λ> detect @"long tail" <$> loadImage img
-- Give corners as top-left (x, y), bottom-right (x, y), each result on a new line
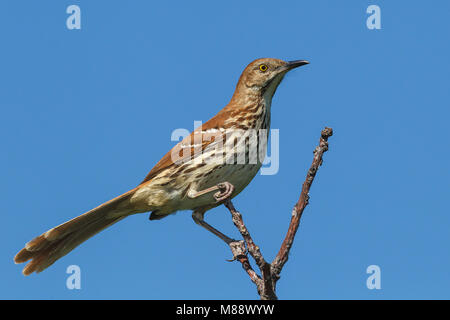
top-left (14, 188), bottom-right (138, 275)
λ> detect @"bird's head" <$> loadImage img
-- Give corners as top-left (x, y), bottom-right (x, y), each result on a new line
top-left (238, 58), bottom-right (308, 90)
top-left (231, 58), bottom-right (309, 105)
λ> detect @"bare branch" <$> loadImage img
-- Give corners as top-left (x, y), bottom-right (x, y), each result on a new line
top-left (271, 127), bottom-right (333, 277)
top-left (228, 240), bottom-right (262, 288)
top-left (225, 201), bottom-right (277, 300)
top-left (223, 127), bottom-right (333, 300)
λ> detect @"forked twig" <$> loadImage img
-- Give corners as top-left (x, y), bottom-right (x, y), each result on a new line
top-left (224, 127), bottom-right (333, 300)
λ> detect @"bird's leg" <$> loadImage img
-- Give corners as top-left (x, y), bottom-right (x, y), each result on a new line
top-left (190, 182), bottom-right (239, 256)
top-left (187, 182), bottom-right (235, 203)
top-left (192, 210), bottom-right (237, 245)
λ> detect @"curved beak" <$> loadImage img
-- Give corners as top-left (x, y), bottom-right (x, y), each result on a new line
top-left (279, 60), bottom-right (309, 73)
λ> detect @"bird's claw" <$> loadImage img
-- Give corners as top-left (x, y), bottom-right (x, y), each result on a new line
top-left (214, 182), bottom-right (234, 202)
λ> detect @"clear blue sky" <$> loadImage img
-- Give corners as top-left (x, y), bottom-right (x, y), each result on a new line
top-left (1, 0), bottom-right (449, 299)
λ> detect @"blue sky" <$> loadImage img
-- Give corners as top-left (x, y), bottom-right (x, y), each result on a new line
top-left (1, 0), bottom-right (449, 299)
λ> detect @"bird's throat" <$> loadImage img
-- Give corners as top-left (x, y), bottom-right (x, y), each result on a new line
top-left (262, 72), bottom-right (286, 112)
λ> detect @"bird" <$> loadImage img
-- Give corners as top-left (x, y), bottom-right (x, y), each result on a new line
top-left (14, 58), bottom-right (309, 275)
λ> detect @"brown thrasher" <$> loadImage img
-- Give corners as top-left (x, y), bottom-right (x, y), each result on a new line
top-left (14, 58), bottom-right (308, 275)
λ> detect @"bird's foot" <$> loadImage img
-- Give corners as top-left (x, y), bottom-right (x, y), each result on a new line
top-left (214, 182), bottom-right (234, 202)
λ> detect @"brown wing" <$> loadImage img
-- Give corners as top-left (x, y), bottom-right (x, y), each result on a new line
top-left (138, 108), bottom-right (233, 185)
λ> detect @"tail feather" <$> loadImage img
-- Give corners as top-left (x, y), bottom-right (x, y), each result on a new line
top-left (15, 188), bottom-right (138, 275)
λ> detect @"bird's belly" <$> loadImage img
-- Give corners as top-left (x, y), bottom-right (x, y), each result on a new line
top-left (132, 161), bottom-right (261, 213)
top-left (179, 162), bottom-right (262, 209)
top-left (202, 163), bottom-right (261, 193)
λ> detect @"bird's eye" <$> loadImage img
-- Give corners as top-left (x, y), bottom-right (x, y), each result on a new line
top-left (259, 64), bottom-right (268, 72)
